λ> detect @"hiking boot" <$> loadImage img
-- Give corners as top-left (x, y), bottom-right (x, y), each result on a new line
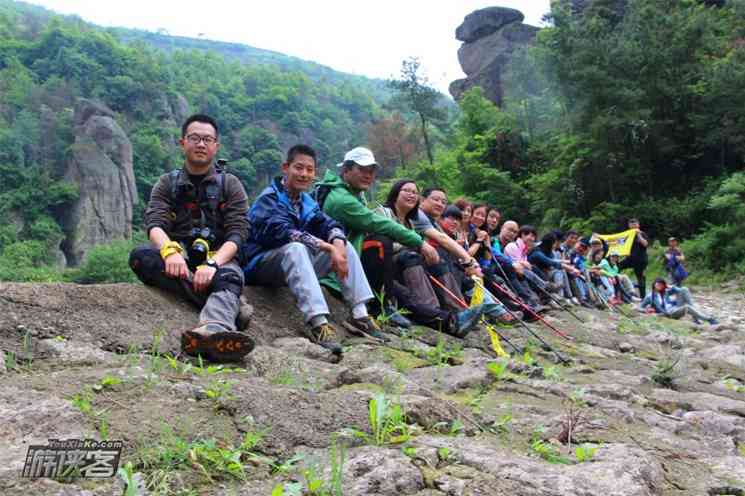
top-left (383, 304), bottom-right (412, 329)
top-left (237, 296), bottom-right (254, 332)
top-left (570, 297), bottom-right (581, 306)
top-left (307, 323), bottom-right (343, 355)
top-left (452, 304), bottom-right (487, 338)
top-left (182, 323), bottom-right (255, 363)
top-left (533, 304), bottom-right (550, 314)
top-left (344, 316), bottom-right (388, 343)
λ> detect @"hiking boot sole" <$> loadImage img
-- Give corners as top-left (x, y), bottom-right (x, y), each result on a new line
top-left (181, 329), bottom-right (255, 363)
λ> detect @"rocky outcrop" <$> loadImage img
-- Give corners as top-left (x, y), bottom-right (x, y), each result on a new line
top-left (450, 6), bottom-right (539, 105)
top-left (1, 280), bottom-right (745, 495)
top-left (60, 99), bottom-right (136, 266)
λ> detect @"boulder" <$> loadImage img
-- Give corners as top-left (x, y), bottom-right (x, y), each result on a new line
top-left (455, 6), bottom-right (525, 43)
top-left (450, 8), bottom-right (538, 105)
top-left (61, 99), bottom-right (136, 266)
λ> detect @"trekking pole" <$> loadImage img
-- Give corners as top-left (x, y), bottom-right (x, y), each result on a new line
top-left (426, 275), bottom-right (522, 355)
top-left (581, 274), bottom-right (615, 313)
top-left (472, 279), bottom-right (571, 364)
top-left (488, 279), bottom-right (574, 341)
top-left (534, 282), bottom-right (586, 324)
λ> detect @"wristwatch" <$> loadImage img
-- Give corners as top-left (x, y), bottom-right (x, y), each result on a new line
top-left (205, 258), bottom-right (219, 269)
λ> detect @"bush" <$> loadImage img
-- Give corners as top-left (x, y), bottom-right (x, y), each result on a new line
top-left (73, 238), bottom-right (141, 284)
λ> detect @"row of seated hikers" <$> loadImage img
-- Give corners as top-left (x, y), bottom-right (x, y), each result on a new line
top-left (128, 114), bottom-right (717, 363)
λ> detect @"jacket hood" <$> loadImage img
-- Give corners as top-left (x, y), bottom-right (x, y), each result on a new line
top-left (319, 169), bottom-right (346, 188)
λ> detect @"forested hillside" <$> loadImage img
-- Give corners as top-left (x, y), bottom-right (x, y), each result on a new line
top-left (392, 0), bottom-right (745, 279)
top-left (0, 0), bottom-right (431, 280)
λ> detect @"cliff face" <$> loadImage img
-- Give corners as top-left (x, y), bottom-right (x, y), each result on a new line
top-left (60, 99), bottom-right (137, 266)
top-left (449, 7), bottom-right (539, 106)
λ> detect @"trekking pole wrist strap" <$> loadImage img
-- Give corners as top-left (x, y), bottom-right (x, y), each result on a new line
top-left (160, 241), bottom-right (184, 260)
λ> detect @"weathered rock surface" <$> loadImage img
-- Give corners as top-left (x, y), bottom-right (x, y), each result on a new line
top-left (450, 6), bottom-right (539, 105)
top-left (1, 282), bottom-right (745, 495)
top-left (61, 99), bottom-right (136, 266)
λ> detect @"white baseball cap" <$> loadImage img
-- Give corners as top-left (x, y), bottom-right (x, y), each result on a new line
top-left (336, 147), bottom-right (378, 168)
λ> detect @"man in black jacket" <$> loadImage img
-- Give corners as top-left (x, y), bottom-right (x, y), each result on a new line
top-left (619, 217), bottom-right (649, 298)
top-left (129, 114), bottom-right (253, 362)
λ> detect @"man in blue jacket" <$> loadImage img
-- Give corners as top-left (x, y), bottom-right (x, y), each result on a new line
top-left (241, 144), bottom-right (379, 356)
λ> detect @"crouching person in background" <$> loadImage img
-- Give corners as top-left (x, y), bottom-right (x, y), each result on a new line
top-left (241, 145), bottom-right (380, 358)
top-left (129, 114), bottom-right (254, 362)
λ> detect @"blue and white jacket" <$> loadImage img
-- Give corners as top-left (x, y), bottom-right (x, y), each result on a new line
top-left (241, 177), bottom-right (346, 278)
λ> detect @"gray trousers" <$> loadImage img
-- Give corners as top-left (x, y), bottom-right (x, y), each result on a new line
top-left (250, 242), bottom-right (374, 323)
top-left (666, 287), bottom-right (712, 322)
top-left (128, 244), bottom-right (242, 331)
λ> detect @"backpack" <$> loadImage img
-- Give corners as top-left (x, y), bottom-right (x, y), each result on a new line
top-left (311, 183), bottom-right (333, 210)
top-left (169, 166), bottom-right (226, 240)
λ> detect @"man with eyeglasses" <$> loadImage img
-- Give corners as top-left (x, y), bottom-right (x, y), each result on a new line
top-left (316, 147), bottom-right (438, 327)
top-left (129, 114), bottom-right (254, 362)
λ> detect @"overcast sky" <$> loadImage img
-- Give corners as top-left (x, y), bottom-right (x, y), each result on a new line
top-left (27, 1), bottom-right (552, 93)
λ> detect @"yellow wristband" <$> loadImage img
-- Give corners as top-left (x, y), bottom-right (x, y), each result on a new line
top-left (160, 241), bottom-right (183, 260)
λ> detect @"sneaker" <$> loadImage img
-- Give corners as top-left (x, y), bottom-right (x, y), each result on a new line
top-left (709, 318), bottom-right (719, 325)
top-left (307, 323), bottom-right (343, 355)
top-left (548, 300), bottom-right (562, 310)
top-left (182, 323), bottom-right (255, 363)
top-left (580, 300), bottom-right (594, 309)
top-left (453, 304), bottom-right (487, 337)
top-left (344, 316), bottom-right (388, 342)
top-left (571, 297), bottom-right (581, 306)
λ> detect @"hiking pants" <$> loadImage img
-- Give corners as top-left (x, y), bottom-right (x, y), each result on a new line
top-left (129, 244), bottom-right (243, 331)
top-left (547, 268), bottom-right (573, 299)
top-left (360, 235), bottom-right (396, 315)
top-left (665, 287), bottom-right (712, 322)
top-left (249, 242), bottom-right (373, 323)
top-left (392, 250), bottom-right (454, 332)
top-left (597, 276), bottom-right (615, 299)
top-left (619, 257), bottom-right (647, 299)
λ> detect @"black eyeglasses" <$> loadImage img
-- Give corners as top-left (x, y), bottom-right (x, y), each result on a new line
top-left (185, 134), bottom-right (218, 145)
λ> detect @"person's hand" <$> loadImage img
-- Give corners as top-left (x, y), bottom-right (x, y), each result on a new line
top-left (329, 241), bottom-right (349, 280)
top-left (476, 230), bottom-right (488, 243)
top-left (420, 242), bottom-right (440, 266)
top-left (522, 261), bottom-right (532, 270)
top-left (513, 262), bottom-right (524, 276)
top-left (164, 252), bottom-right (188, 279)
top-left (193, 265), bottom-right (217, 293)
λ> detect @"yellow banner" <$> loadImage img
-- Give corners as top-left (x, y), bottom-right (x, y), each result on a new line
top-left (596, 229), bottom-right (637, 257)
top-left (471, 277), bottom-right (509, 358)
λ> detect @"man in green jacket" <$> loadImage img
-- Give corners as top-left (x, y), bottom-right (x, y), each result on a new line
top-left (318, 147), bottom-right (439, 322)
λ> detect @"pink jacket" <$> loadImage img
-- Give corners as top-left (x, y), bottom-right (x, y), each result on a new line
top-left (504, 238), bottom-right (528, 263)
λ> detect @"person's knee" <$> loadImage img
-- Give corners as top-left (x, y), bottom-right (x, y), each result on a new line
top-left (285, 242), bottom-right (308, 255)
top-left (211, 267), bottom-right (244, 297)
top-left (128, 245), bottom-right (162, 285)
top-left (397, 250), bottom-right (424, 270)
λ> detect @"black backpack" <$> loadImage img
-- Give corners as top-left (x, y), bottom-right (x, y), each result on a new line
top-left (311, 183), bottom-right (333, 210)
top-left (168, 166), bottom-right (227, 240)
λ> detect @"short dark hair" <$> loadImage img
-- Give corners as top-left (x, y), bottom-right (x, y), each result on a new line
top-left (286, 144), bottom-right (317, 165)
top-left (564, 229), bottom-right (578, 238)
top-left (422, 186), bottom-right (446, 199)
top-left (519, 225), bottom-right (537, 238)
top-left (182, 114), bottom-right (219, 138)
top-left (453, 198), bottom-right (471, 212)
top-left (442, 205), bottom-right (463, 221)
top-left (628, 218), bottom-right (639, 225)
